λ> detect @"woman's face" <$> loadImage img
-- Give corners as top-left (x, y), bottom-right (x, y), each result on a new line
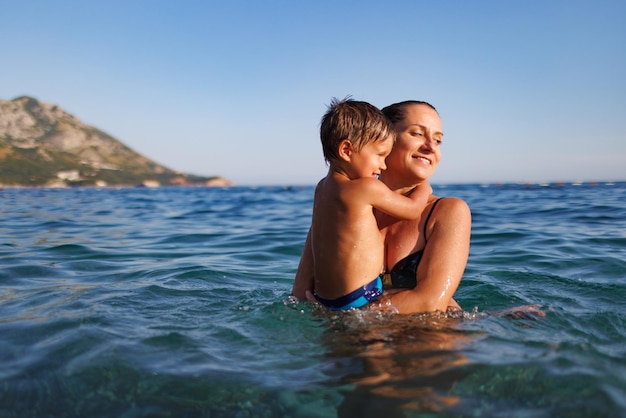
top-left (385, 104), bottom-right (443, 184)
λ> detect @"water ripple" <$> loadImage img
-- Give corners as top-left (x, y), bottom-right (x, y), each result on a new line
top-left (1, 184), bottom-right (625, 416)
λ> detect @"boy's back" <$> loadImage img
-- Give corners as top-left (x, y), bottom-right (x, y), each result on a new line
top-left (311, 172), bottom-right (386, 300)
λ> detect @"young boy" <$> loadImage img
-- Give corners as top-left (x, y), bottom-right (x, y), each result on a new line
top-left (303, 98), bottom-right (431, 310)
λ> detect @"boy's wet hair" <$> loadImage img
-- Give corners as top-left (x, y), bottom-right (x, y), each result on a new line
top-left (381, 100), bottom-right (438, 125)
top-left (320, 97), bottom-right (395, 163)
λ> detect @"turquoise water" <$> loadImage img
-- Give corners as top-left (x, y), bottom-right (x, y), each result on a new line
top-left (1, 183), bottom-right (625, 417)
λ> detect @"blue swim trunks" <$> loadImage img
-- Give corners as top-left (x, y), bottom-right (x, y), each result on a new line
top-left (313, 276), bottom-right (384, 311)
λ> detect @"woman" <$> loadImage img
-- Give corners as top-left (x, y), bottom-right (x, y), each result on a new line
top-left (292, 100), bottom-right (471, 314)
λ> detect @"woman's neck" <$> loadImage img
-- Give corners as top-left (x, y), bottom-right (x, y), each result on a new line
top-left (379, 172), bottom-right (426, 195)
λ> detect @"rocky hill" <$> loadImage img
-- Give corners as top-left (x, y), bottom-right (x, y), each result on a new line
top-left (0, 96), bottom-right (232, 187)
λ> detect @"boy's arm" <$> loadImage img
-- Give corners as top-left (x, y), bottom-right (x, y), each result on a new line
top-left (292, 228), bottom-right (314, 300)
top-left (367, 180), bottom-right (432, 220)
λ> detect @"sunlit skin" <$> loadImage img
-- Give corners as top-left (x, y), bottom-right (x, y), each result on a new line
top-left (293, 102), bottom-right (471, 314)
top-left (379, 104), bottom-right (443, 192)
top-left (341, 135), bottom-right (392, 180)
top-left (303, 134), bottom-right (432, 300)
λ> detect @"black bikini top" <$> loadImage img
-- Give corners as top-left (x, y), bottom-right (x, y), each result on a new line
top-left (382, 198), bottom-right (444, 289)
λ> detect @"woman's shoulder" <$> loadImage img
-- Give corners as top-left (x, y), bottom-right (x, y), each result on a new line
top-left (422, 196), bottom-right (471, 241)
top-left (432, 196), bottom-right (471, 221)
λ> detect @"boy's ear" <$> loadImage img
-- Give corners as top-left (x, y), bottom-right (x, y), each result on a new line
top-left (337, 139), bottom-right (353, 162)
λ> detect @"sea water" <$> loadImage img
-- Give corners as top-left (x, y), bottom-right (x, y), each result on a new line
top-left (0, 183), bottom-right (625, 417)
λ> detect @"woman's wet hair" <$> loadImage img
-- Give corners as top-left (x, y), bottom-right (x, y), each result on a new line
top-left (320, 97), bottom-right (395, 163)
top-left (381, 100), bottom-right (437, 125)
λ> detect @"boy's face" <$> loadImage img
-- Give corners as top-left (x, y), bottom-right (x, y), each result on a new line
top-left (351, 135), bottom-right (394, 179)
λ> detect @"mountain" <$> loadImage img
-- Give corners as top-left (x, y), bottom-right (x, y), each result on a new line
top-left (0, 96), bottom-right (232, 187)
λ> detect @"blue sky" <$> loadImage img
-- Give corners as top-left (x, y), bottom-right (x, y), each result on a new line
top-left (2, 0), bottom-right (625, 185)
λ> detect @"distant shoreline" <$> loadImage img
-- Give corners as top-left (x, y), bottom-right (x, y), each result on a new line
top-left (2, 180), bottom-right (624, 190)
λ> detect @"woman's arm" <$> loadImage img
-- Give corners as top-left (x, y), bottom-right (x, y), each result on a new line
top-left (291, 229), bottom-right (314, 300)
top-left (377, 198), bottom-right (471, 314)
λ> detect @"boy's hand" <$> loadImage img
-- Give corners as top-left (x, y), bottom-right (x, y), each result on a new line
top-left (409, 181), bottom-right (433, 202)
top-left (420, 182), bottom-right (433, 196)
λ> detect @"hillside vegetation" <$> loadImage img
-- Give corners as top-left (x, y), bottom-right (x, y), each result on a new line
top-left (0, 96), bottom-right (231, 187)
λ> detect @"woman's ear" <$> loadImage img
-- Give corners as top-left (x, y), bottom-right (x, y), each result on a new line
top-left (337, 139), bottom-right (353, 162)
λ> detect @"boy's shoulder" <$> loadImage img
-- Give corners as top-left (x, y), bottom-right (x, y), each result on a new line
top-left (347, 176), bottom-right (385, 190)
top-left (315, 173), bottom-right (381, 199)
top-left (340, 177), bottom-right (389, 205)
top-left (317, 171), bottom-right (387, 196)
